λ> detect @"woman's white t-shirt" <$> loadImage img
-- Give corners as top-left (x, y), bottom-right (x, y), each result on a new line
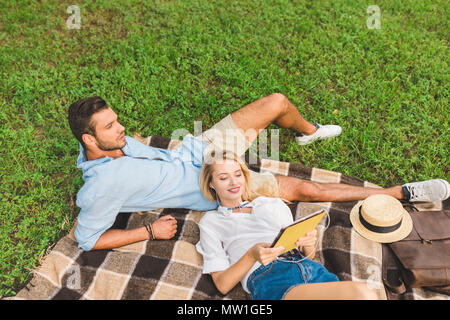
top-left (195, 196), bottom-right (294, 293)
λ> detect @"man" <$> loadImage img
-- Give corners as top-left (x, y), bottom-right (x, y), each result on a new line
top-left (68, 93), bottom-right (449, 251)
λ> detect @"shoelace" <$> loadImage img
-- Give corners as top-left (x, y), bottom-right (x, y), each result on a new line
top-left (295, 123), bottom-right (320, 137)
top-left (405, 184), bottom-right (429, 201)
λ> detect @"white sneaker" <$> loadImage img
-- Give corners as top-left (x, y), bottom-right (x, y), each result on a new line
top-left (296, 123), bottom-right (342, 145)
top-left (402, 179), bottom-right (450, 202)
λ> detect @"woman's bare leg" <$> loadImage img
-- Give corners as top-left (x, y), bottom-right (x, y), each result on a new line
top-left (283, 281), bottom-right (378, 300)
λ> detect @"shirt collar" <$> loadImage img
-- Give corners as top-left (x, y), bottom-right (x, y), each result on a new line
top-left (76, 137), bottom-right (130, 172)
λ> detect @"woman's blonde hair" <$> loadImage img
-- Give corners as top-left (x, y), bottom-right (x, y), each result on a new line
top-left (199, 149), bottom-right (277, 203)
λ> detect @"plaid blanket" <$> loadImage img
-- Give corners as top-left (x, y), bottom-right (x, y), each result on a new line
top-left (9, 134), bottom-right (450, 300)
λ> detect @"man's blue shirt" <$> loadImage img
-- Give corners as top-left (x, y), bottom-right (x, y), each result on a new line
top-left (74, 135), bottom-right (217, 251)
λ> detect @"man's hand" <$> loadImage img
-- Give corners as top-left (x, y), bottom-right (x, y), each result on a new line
top-left (151, 215), bottom-right (178, 239)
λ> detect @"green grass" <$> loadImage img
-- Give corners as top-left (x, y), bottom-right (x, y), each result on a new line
top-left (0, 0), bottom-right (448, 298)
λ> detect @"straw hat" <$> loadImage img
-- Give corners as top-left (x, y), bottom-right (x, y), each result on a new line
top-left (350, 194), bottom-right (413, 243)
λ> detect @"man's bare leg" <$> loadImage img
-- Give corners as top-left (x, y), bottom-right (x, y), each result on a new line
top-left (230, 93), bottom-right (317, 142)
top-left (229, 93), bottom-right (404, 202)
top-left (276, 175), bottom-right (404, 202)
top-left (229, 93), bottom-right (448, 203)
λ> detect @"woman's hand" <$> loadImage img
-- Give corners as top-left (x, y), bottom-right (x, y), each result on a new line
top-left (296, 229), bottom-right (317, 248)
top-left (249, 243), bottom-right (285, 266)
top-left (296, 229), bottom-right (318, 258)
top-left (211, 243), bottom-right (284, 295)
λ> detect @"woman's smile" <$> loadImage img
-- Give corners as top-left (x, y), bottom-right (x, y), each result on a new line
top-left (228, 186), bottom-right (241, 193)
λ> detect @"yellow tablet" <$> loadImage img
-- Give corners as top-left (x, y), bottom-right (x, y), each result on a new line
top-left (271, 209), bottom-right (327, 253)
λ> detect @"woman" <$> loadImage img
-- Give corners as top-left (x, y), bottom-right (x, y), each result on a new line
top-left (196, 150), bottom-right (378, 300)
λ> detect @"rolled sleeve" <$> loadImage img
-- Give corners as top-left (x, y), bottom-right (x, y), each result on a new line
top-left (195, 221), bottom-right (230, 274)
top-left (74, 194), bottom-right (124, 251)
top-left (276, 198), bottom-right (294, 228)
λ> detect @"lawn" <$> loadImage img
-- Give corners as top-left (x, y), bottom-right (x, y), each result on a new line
top-left (0, 0), bottom-right (448, 298)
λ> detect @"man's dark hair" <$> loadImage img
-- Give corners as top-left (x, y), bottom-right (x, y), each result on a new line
top-left (67, 96), bottom-right (109, 149)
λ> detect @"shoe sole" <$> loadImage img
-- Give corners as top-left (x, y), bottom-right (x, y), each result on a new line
top-left (438, 179), bottom-right (450, 201)
top-left (296, 132), bottom-right (341, 146)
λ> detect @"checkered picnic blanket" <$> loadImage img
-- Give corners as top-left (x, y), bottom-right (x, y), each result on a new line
top-left (10, 134), bottom-right (450, 300)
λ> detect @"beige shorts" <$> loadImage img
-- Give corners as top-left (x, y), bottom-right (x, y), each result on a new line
top-left (194, 114), bottom-right (280, 198)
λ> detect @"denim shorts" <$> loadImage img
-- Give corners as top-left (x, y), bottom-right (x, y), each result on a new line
top-left (246, 255), bottom-right (339, 300)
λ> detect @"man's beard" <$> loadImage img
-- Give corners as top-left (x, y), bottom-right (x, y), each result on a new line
top-left (95, 134), bottom-right (126, 151)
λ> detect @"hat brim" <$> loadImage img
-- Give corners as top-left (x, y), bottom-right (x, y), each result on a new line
top-left (350, 200), bottom-right (413, 243)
